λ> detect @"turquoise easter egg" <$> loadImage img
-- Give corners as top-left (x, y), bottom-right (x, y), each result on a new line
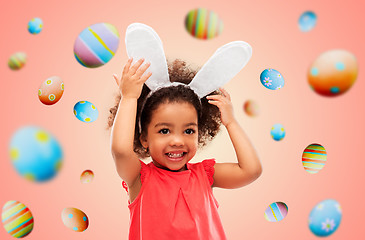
top-left (298, 11), bottom-right (317, 32)
top-left (73, 101), bottom-right (99, 123)
top-left (260, 68), bottom-right (284, 90)
top-left (28, 17), bottom-right (43, 34)
top-left (309, 199), bottom-right (342, 237)
top-left (74, 23), bottom-right (120, 68)
top-left (271, 123), bottom-right (285, 141)
top-left (9, 126), bottom-right (63, 182)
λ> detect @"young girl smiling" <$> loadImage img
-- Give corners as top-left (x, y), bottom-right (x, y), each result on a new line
top-left (109, 23), bottom-right (262, 239)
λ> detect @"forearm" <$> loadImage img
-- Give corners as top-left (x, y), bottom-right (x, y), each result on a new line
top-left (226, 120), bottom-right (262, 175)
top-left (110, 97), bottom-right (138, 156)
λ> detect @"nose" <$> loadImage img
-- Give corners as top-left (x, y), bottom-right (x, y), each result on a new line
top-left (169, 134), bottom-right (184, 147)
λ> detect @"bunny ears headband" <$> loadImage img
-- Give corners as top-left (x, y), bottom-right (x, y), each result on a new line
top-left (125, 23), bottom-right (252, 99)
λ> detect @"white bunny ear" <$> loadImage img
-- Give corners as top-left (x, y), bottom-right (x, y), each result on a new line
top-left (125, 23), bottom-right (170, 91)
top-left (189, 41), bottom-right (252, 98)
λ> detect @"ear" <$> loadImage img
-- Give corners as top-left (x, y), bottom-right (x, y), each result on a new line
top-left (139, 133), bottom-right (148, 149)
top-left (125, 23), bottom-right (170, 91)
top-left (188, 41), bottom-right (252, 98)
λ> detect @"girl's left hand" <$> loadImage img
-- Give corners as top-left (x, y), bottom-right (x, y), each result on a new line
top-left (206, 88), bottom-right (235, 127)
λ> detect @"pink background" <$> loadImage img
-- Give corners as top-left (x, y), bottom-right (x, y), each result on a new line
top-left (1, 0), bottom-right (364, 239)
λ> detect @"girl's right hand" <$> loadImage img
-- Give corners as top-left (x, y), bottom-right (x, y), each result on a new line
top-left (113, 58), bottom-right (152, 99)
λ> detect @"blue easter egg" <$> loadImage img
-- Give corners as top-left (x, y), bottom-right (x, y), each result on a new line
top-left (298, 11), bottom-right (317, 32)
top-left (73, 101), bottom-right (99, 123)
top-left (309, 199), bottom-right (342, 237)
top-left (28, 18), bottom-right (43, 34)
top-left (260, 69), bottom-right (284, 90)
top-left (271, 123), bottom-right (285, 141)
top-left (9, 126), bottom-right (63, 182)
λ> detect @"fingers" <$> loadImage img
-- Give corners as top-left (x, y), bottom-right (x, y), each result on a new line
top-left (113, 74), bottom-right (120, 86)
top-left (129, 58), bottom-right (145, 76)
top-left (220, 88), bottom-right (231, 100)
top-left (139, 72), bottom-right (152, 83)
top-left (122, 58), bottom-right (133, 76)
top-left (206, 94), bottom-right (228, 103)
top-left (135, 62), bottom-right (151, 79)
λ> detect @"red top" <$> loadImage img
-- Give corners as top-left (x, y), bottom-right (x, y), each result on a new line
top-left (125, 159), bottom-right (227, 240)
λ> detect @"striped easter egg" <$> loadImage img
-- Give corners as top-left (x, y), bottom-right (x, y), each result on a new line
top-left (8, 52), bottom-right (27, 70)
top-left (185, 8), bottom-right (224, 40)
top-left (302, 143), bottom-right (327, 174)
top-left (2, 201), bottom-right (34, 238)
top-left (74, 23), bottom-right (119, 68)
top-left (264, 202), bottom-right (288, 222)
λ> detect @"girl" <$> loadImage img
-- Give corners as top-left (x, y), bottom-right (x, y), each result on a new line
top-left (109, 23), bottom-right (262, 239)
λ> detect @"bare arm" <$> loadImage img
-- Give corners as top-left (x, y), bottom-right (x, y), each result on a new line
top-left (206, 88), bottom-right (262, 189)
top-left (111, 58), bottom-right (152, 187)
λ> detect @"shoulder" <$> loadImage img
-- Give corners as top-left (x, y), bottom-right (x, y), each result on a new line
top-left (189, 159), bottom-right (216, 186)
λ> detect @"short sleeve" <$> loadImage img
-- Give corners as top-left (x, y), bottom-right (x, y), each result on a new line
top-left (140, 160), bottom-right (149, 184)
top-left (202, 159), bottom-right (216, 186)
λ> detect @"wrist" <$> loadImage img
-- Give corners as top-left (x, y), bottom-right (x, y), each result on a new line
top-left (225, 119), bottom-right (239, 129)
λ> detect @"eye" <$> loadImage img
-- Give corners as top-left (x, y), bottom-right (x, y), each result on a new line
top-left (184, 128), bottom-right (196, 135)
top-left (158, 128), bottom-right (170, 134)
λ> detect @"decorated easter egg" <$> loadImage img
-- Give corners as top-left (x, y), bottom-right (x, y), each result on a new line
top-left (185, 8), bottom-right (224, 40)
top-left (260, 69), bottom-right (284, 90)
top-left (2, 200), bottom-right (34, 238)
top-left (309, 199), bottom-right (342, 237)
top-left (302, 143), bottom-right (327, 174)
top-left (74, 23), bottom-right (119, 68)
top-left (264, 202), bottom-right (288, 222)
top-left (73, 101), bottom-right (99, 123)
top-left (80, 170), bottom-right (94, 183)
top-left (28, 17), bottom-right (43, 34)
top-left (9, 126), bottom-right (63, 182)
top-left (298, 11), bottom-right (317, 32)
top-left (8, 52), bottom-right (27, 70)
top-left (243, 100), bottom-right (259, 117)
top-left (61, 208), bottom-right (89, 232)
top-left (308, 50), bottom-right (358, 96)
top-left (38, 76), bottom-right (64, 105)
top-left (271, 124), bottom-right (285, 141)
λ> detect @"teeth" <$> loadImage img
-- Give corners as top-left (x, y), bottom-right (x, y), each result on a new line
top-left (167, 153), bottom-right (183, 158)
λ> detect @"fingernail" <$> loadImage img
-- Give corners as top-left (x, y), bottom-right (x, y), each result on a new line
top-left (113, 74), bottom-right (117, 78)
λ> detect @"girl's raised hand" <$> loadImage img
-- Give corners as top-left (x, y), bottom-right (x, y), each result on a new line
top-left (113, 58), bottom-right (152, 99)
top-left (206, 88), bottom-right (235, 127)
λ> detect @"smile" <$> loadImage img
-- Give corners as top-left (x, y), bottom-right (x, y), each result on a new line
top-left (165, 152), bottom-right (186, 161)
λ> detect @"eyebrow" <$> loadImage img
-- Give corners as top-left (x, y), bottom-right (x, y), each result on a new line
top-left (154, 122), bottom-right (198, 128)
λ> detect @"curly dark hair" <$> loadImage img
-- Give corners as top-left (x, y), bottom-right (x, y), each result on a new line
top-left (108, 59), bottom-right (222, 158)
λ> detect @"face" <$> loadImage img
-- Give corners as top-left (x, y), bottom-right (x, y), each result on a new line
top-left (140, 101), bottom-right (199, 172)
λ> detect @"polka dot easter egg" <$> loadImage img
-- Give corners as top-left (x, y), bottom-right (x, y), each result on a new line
top-left (28, 17), bottom-right (43, 34)
top-left (298, 11), bottom-right (317, 32)
top-left (309, 199), bottom-right (342, 237)
top-left (8, 52), bottom-right (27, 70)
top-left (270, 123), bottom-right (285, 141)
top-left (185, 8), bottom-right (224, 40)
top-left (302, 143), bottom-right (327, 174)
top-left (61, 208), bottom-right (89, 232)
top-left (264, 202), bottom-right (288, 222)
top-left (9, 126), bottom-right (63, 182)
top-left (2, 200), bottom-right (34, 238)
top-left (243, 100), bottom-right (259, 117)
top-left (308, 50), bottom-right (358, 96)
top-left (38, 76), bottom-right (64, 105)
top-left (74, 23), bottom-right (120, 68)
top-left (73, 101), bottom-right (99, 123)
top-left (80, 170), bottom-right (94, 183)
top-left (260, 69), bottom-right (284, 90)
